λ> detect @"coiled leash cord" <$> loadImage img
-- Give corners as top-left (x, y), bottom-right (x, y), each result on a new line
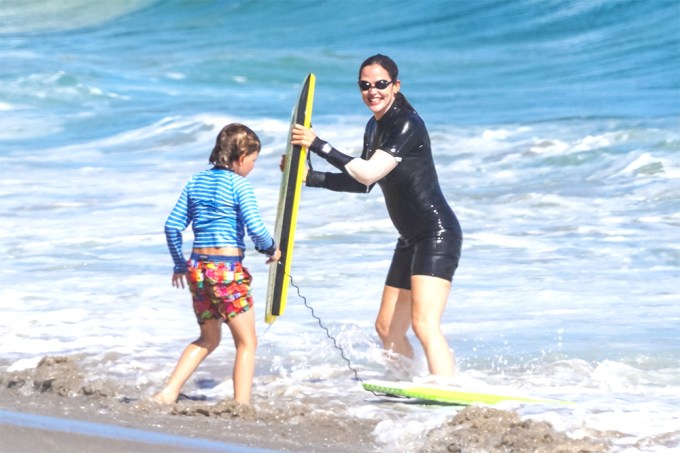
top-left (279, 262), bottom-right (363, 382)
top-left (266, 152), bottom-right (384, 395)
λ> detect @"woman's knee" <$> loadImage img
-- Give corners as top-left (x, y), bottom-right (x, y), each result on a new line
top-left (410, 276), bottom-right (450, 343)
top-left (376, 288), bottom-right (412, 341)
top-left (411, 315), bottom-right (440, 344)
top-left (375, 318), bottom-right (390, 340)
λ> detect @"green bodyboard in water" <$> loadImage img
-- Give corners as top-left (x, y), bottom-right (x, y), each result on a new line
top-left (362, 379), bottom-right (573, 406)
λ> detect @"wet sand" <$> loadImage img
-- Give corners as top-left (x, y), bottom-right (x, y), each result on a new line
top-left (0, 356), bottom-right (378, 453)
top-left (0, 414), bottom-right (267, 453)
top-left (0, 389), bottom-right (373, 453)
top-left (0, 355), bottom-right (610, 453)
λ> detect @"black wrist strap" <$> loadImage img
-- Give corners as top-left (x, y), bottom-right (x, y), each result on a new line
top-left (309, 137), bottom-right (326, 154)
top-left (256, 240), bottom-right (277, 257)
top-left (305, 170), bottom-right (326, 187)
top-left (308, 137), bottom-right (353, 171)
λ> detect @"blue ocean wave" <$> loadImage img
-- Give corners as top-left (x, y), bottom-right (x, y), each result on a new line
top-left (1, 0), bottom-right (677, 131)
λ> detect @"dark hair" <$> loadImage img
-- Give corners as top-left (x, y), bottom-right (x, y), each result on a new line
top-left (209, 123), bottom-right (261, 167)
top-left (359, 54), bottom-right (415, 112)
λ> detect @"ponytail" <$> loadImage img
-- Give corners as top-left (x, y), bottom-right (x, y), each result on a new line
top-left (395, 92), bottom-right (415, 113)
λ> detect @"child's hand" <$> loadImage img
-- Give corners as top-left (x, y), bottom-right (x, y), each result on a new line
top-left (172, 272), bottom-right (186, 289)
top-left (266, 249), bottom-right (282, 264)
top-left (280, 154), bottom-right (309, 182)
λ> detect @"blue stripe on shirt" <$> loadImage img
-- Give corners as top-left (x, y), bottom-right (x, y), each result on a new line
top-left (164, 168), bottom-right (274, 273)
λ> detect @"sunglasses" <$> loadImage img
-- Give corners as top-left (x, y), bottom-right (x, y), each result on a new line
top-left (357, 79), bottom-right (394, 91)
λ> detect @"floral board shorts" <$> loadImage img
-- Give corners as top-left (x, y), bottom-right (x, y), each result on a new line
top-left (186, 253), bottom-right (253, 324)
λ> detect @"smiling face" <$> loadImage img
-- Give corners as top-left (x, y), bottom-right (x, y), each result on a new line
top-left (359, 64), bottom-right (400, 120)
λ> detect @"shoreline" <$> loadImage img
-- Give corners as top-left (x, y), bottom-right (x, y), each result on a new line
top-left (0, 355), bottom-right (611, 453)
top-left (1, 409), bottom-right (277, 453)
top-left (0, 389), bottom-right (378, 453)
top-left (0, 357), bottom-right (380, 453)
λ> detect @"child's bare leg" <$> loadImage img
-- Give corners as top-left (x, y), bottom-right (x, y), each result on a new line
top-left (155, 319), bottom-right (222, 404)
top-left (226, 308), bottom-right (257, 404)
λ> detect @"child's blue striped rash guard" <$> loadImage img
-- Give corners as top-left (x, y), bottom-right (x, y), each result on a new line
top-left (165, 168), bottom-right (276, 273)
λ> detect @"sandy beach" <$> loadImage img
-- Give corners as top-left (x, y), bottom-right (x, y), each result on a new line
top-left (0, 355), bottom-right (377, 453)
top-left (0, 383), bottom-right (374, 453)
top-left (0, 417), bottom-right (263, 453)
top-left (0, 355), bottom-right (611, 453)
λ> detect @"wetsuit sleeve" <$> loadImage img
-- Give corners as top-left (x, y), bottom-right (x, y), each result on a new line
top-left (165, 184), bottom-right (192, 273)
top-left (379, 115), bottom-right (422, 158)
top-left (306, 170), bottom-right (373, 193)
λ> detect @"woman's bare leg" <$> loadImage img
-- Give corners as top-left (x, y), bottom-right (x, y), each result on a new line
top-left (375, 285), bottom-right (414, 359)
top-left (410, 275), bottom-right (455, 376)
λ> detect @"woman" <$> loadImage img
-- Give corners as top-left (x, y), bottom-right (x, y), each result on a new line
top-left (291, 54), bottom-right (462, 377)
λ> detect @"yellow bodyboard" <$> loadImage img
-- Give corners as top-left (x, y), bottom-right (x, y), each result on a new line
top-left (265, 73), bottom-right (315, 324)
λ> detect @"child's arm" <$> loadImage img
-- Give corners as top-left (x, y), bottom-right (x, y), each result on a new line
top-left (165, 185), bottom-right (192, 275)
top-left (236, 179), bottom-right (278, 261)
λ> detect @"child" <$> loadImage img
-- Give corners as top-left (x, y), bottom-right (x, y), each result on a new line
top-left (155, 123), bottom-right (280, 405)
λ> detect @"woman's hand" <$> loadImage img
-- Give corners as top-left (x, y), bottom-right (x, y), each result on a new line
top-left (291, 124), bottom-right (317, 148)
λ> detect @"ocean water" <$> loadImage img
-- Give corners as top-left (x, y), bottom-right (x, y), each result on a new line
top-left (1, 0), bottom-right (679, 451)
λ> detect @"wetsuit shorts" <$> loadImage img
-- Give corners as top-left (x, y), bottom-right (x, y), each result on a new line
top-left (385, 230), bottom-right (462, 290)
top-left (186, 253), bottom-right (253, 324)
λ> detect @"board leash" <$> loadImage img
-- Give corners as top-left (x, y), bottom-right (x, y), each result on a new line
top-left (277, 151), bottom-right (382, 394)
top-left (283, 270), bottom-right (388, 398)
top-left (279, 262), bottom-right (364, 382)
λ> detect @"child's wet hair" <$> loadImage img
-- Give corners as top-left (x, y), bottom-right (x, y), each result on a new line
top-left (210, 123), bottom-right (261, 167)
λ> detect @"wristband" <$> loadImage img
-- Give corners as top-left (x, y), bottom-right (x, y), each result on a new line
top-left (309, 137), bottom-right (329, 154)
top-left (305, 170), bottom-right (326, 187)
top-left (256, 240), bottom-right (277, 257)
top-left (309, 137), bottom-right (353, 171)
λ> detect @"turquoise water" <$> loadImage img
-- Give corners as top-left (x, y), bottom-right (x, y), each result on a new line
top-left (1, 1), bottom-right (679, 451)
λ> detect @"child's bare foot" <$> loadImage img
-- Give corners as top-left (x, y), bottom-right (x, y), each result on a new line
top-left (153, 388), bottom-right (178, 404)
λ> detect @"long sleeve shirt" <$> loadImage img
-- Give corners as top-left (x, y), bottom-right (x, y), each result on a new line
top-left (165, 167), bottom-right (274, 273)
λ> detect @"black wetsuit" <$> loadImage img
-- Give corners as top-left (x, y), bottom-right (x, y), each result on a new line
top-left (306, 100), bottom-right (462, 289)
